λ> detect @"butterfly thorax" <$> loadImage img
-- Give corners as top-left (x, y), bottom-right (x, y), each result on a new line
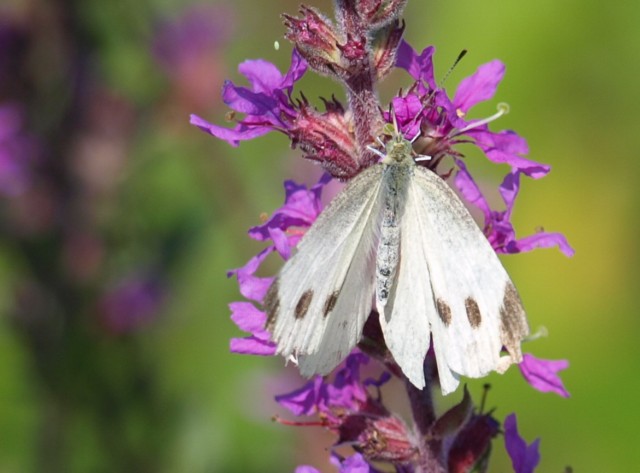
top-left (382, 135), bottom-right (415, 167)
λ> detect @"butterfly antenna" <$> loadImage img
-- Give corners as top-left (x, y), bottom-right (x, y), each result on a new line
top-left (438, 49), bottom-right (467, 90)
top-left (421, 49), bottom-right (468, 108)
top-left (407, 51), bottom-right (467, 141)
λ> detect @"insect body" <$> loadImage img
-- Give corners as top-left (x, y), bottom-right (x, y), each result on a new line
top-left (265, 130), bottom-right (528, 394)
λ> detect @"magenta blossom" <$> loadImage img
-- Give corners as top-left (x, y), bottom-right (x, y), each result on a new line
top-left (276, 353), bottom-right (390, 417)
top-left (152, 4), bottom-right (233, 72)
top-left (228, 174), bottom-right (330, 356)
top-left (229, 302), bottom-right (276, 356)
top-left (296, 452), bottom-right (385, 473)
top-left (277, 353), bottom-right (413, 466)
top-left (190, 49), bottom-right (365, 178)
top-left (227, 173), bottom-right (329, 303)
top-left (454, 159), bottom-right (575, 256)
top-left (504, 414), bottom-right (541, 473)
top-left (100, 273), bottom-right (166, 334)
top-left (519, 353), bottom-right (570, 397)
top-left (190, 48), bottom-right (307, 146)
top-left (393, 41), bottom-right (549, 180)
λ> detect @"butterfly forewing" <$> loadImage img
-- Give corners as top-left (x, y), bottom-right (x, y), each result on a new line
top-left (265, 166), bottom-right (384, 373)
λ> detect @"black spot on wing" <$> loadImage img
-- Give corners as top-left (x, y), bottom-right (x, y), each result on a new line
top-left (436, 298), bottom-right (452, 326)
top-left (499, 282), bottom-right (529, 356)
top-left (465, 298), bottom-right (482, 328)
top-left (264, 278), bottom-right (280, 331)
top-left (323, 291), bottom-right (339, 317)
top-left (295, 290), bottom-right (314, 319)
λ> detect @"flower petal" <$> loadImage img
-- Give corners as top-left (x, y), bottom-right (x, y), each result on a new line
top-left (230, 336), bottom-right (276, 355)
top-left (335, 453), bottom-right (384, 473)
top-left (454, 60), bottom-right (505, 113)
top-left (189, 114), bottom-right (272, 146)
top-left (467, 129), bottom-right (550, 179)
top-left (238, 58), bottom-right (287, 94)
top-left (282, 48), bottom-right (308, 89)
top-left (229, 302), bottom-right (267, 333)
top-left (275, 377), bottom-right (323, 416)
top-left (395, 40), bottom-right (436, 89)
top-left (227, 247), bottom-right (275, 302)
top-left (519, 353), bottom-right (570, 397)
top-left (504, 414), bottom-right (541, 473)
top-left (454, 159), bottom-right (491, 221)
top-left (504, 231), bottom-right (576, 257)
top-left (295, 466), bottom-right (321, 473)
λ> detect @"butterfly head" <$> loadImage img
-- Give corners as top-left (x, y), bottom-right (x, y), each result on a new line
top-left (383, 131), bottom-right (414, 165)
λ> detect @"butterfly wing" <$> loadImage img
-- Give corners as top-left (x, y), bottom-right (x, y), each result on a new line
top-left (408, 166), bottom-right (529, 394)
top-left (265, 165), bottom-right (384, 376)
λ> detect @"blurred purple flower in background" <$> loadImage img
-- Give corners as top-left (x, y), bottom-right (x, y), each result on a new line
top-left (0, 103), bottom-right (35, 196)
top-left (153, 4), bottom-right (234, 112)
top-left (0, 2), bottom-right (224, 471)
top-left (100, 273), bottom-right (167, 334)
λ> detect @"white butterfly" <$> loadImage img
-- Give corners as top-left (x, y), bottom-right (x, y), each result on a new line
top-left (264, 126), bottom-right (529, 395)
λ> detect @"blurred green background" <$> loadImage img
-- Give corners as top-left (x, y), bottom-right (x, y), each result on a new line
top-left (0, 0), bottom-right (638, 472)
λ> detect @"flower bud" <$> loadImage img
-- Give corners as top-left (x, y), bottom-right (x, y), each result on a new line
top-left (283, 6), bottom-right (342, 77)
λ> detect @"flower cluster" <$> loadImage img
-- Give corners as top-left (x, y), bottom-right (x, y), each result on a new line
top-left (193, 0), bottom-right (573, 471)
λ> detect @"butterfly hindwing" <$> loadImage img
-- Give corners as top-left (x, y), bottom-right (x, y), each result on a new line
top-left (266, 166), bottom-right (384, 375)
top-left (409, 166), bottom-right (529, 393)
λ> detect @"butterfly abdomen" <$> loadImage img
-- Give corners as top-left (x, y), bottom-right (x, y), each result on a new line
top-left (376, 163), bottom-right (412, 309)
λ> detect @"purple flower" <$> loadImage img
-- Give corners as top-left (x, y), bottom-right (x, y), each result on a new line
top-left (276, 353), bottom-right (379, 417)
top-left (228, 174), bottom-right (329, 301)
top-left (0, 104), bottom-right (35, 196)
top-left (295, 466), bottom-right (321, 473)
top-left (519, 353), bottom-right (570, 397)
top-left (152, 4), bottom-right (233, 72)
top-left (454, 159), bottom-right (575, 256)
top-left (331, 452), bottom-right (385, 473)
top-left (276, 354), bottom-right (412, 464)
top-left (100, 273), bottom-right (166, 334)
top-left (192, 50), bottom-right (367, 178)
top-left (504, 414), bottom-right (541, 473)
top-left (393, 41), bottom-right (549, 179)
top-left (295, 452), bottom-right (385, 473)
top-left (190, 48), bottom-right (307, 146)
top-left (227, 174), bottom-right (330, 355)
top-left (229, 302), bottom-right (276, 356)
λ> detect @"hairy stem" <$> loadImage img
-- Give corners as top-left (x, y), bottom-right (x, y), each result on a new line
top-left (405, 369), bottom-right (446, 473)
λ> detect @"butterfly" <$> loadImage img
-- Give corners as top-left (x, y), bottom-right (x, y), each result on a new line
top-left (264, 124), bottom-right (529, 394)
